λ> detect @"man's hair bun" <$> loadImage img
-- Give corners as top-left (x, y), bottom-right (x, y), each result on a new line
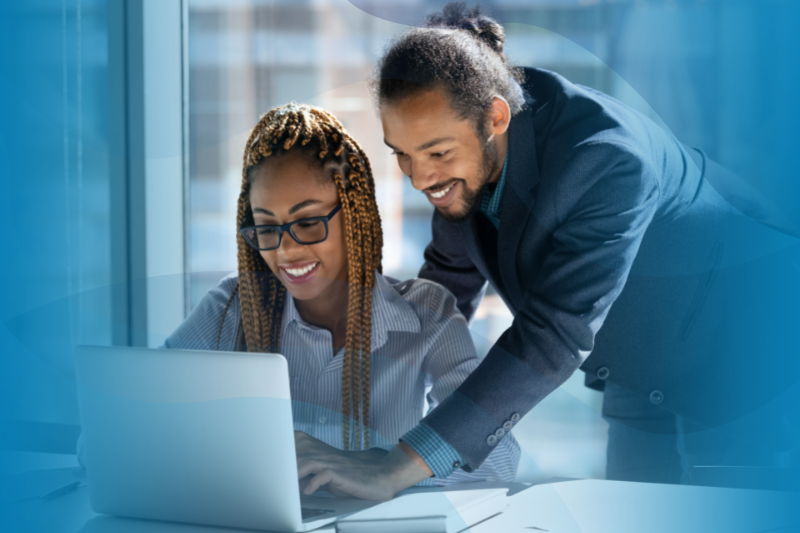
top-left (375, 1), bottom-right (524, 127)
top-left (425, 2), bottom-right (506, 57)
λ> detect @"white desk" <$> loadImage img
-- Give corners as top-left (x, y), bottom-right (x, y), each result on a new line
top-left (2, 468), bottom-right (798, 533)
top-left (472, 479), bottom-right (800, 533)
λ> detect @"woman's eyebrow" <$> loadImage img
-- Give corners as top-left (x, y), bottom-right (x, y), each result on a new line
top-left (289, 199), bottom-right (323, 214)
top-left (252, 199), bottom-right (323, 217)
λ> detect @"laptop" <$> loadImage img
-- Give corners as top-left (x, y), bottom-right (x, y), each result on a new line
top-left (74, 345), bottom-right (378, 532)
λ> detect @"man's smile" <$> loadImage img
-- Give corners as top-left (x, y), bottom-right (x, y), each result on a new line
top-left (428, 183), bottom-right (454, 199)
top-left (425, 180), bottom-right (461, 208)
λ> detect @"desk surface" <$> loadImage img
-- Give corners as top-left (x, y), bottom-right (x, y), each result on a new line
top-left (2, 468), bottom-right (798, 533)
top-left (473, 479), bottom-right (799, 533)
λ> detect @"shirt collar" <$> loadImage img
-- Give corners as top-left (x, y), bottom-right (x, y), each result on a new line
top-left (282, 290), bottom-right (302, 330)
top-left (281, 271), bottom-right (420, 351)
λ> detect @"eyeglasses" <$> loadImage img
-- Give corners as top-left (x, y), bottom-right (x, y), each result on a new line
top-left (239, 203), bottom-right (342, 251)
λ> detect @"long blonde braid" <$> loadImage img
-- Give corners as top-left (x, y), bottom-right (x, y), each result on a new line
top-left (234, 102), bottom-right (383, 450)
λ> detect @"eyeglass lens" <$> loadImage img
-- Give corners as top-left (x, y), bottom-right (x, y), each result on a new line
top-left (245, 219), bottom-right (327, 250)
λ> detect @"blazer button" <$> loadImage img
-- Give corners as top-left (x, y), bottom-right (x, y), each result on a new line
top-left (650, 390), bottom-right (664, 404)
top-left (503, 420), bottom-right (514, 431)
top-left (495, 428), bottom-right (506, 439)
top-left (596, 367), bottom-right (610, 380)
top-left (487, 434), bottom-right (498, 446)
top-left (510, 413), bottom-right (521, 423)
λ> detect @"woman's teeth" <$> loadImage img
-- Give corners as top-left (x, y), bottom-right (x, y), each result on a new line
top-left (429, 184), bottom-right (454, 199)
top-left (284, 262), bottom-right (318, 276)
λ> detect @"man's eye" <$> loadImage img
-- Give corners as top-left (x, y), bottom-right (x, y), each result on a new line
top-left (391, 150), bottom-right (407, 157)
top-left (431, 151), bottom-right (449, 158)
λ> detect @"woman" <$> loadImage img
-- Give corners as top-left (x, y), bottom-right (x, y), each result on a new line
top-left (163, 102), bottom-right (519, 485)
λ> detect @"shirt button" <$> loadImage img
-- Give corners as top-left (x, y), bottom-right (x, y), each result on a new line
top-left (495, 428), bottom-right (505, 439)
top-left (649, 390), bottom-right (664, 404)
top-left (453, 461), bottom-right (460, 469)
top-left (510, 413), bottom-right (520, 423)
top-left (487, 434), bottom-right (497, 446)
top-left (596, 366), bottom-right (610, 380)
top-left (318, 416), bottom-right (327, 424)
top-left (503, 420), bottom-right (513, 431)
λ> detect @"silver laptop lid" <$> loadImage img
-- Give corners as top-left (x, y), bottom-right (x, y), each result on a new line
top-left (75, 345), bottom-right (305, 532)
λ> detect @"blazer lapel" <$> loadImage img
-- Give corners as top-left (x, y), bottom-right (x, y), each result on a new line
top-left (497, 103), bottom-right (541, 308)
top-left (458, 218), bottom-right (495, 287)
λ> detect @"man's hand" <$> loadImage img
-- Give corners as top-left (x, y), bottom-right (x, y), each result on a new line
top-left (295, 432), bottom-right (433, 501)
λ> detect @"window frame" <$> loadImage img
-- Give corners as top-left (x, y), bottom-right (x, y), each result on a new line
top-left (108, 0), bottom-right (189, 348)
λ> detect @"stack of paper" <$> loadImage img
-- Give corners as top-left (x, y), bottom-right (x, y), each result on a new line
top-left (336, 487), bottom-right (509, 533)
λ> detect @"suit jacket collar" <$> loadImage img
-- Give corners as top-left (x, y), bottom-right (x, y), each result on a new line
top-left (495, 98), bottom-right (541, 304)
top-left (457, 94), bottom-right (541, 308)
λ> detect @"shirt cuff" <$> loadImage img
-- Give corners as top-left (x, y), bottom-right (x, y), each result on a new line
top-left (400, 423), bottom-right (465, 479)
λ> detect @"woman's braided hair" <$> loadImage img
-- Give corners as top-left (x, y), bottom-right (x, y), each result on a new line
top-left (235, 102), bottom-right (383, 451)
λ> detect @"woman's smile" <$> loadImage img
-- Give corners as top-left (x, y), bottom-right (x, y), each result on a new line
top-left (280, 260), bottom-right (321, 284)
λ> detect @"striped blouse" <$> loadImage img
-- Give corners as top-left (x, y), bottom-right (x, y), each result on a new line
top-left (164, 272), bottom-right (519, 486)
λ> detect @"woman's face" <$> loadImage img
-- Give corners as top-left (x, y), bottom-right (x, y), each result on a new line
top-left (249, 152), bottom-right (348, 303)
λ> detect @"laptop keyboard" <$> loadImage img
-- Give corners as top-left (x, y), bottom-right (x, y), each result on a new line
top-left (301, 507), bottom-right (335, 520)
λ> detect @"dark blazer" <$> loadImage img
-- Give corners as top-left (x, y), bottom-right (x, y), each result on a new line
top-left (419, 67), bottom-right (800, 471)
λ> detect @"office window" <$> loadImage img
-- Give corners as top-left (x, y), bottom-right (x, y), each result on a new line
top-left (187, 1), bottom-right (405, 307)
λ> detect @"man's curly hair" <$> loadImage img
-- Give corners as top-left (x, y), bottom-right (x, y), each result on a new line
top-left (373, 2), bottom-right (525, 134)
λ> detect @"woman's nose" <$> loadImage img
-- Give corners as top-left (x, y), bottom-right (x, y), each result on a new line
top-left (277, 230), bottom-right (303, 256)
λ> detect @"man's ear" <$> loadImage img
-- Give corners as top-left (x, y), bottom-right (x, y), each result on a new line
top-left (486, 95), bottom-right (511, 138)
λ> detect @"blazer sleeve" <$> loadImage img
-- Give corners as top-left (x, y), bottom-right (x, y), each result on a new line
top-left (419, 209), bottom-right (488, 323)
top-left (416, 282), bottom-right (520, 483)
top-left (421, 143), bottom-right (661, 471)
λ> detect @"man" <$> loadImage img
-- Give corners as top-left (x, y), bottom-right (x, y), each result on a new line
top-left (297, 3), bottom-right (800, 499)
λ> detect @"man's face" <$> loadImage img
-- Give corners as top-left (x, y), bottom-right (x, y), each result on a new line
top-left (381, 89), bottom-right (501, 223)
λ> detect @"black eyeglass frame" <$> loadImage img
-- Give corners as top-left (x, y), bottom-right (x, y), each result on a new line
top-left (239, 203), bottom-right (342, 251)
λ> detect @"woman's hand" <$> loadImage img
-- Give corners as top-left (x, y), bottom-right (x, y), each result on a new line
top-left (295, 431), bottom-right (391, 498)
top-left (294, 430), bottom-right (340, 458)
top-left (295, 431), bottom-right (432, 501)
top-left (294, 430), bottom-right (387, 461)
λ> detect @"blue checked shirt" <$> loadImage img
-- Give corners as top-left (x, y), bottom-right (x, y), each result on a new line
top-left (479, 151), bottom-right (509, 229)
top-left (163, 272), bottom-right (519, 485)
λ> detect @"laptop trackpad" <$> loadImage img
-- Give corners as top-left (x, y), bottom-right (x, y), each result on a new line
top-left (300, 493), bottom-right (378, 523)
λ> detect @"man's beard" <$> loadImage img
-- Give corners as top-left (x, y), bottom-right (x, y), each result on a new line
top-left (437, 138), bottom-right (500, 223)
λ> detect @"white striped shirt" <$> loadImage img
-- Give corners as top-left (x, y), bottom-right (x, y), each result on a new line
top-left (164, 272), bottom-right (519, 486)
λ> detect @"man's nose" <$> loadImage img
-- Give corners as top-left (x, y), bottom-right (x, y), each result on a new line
top-left (409, 159), bottom-right (439, 191)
